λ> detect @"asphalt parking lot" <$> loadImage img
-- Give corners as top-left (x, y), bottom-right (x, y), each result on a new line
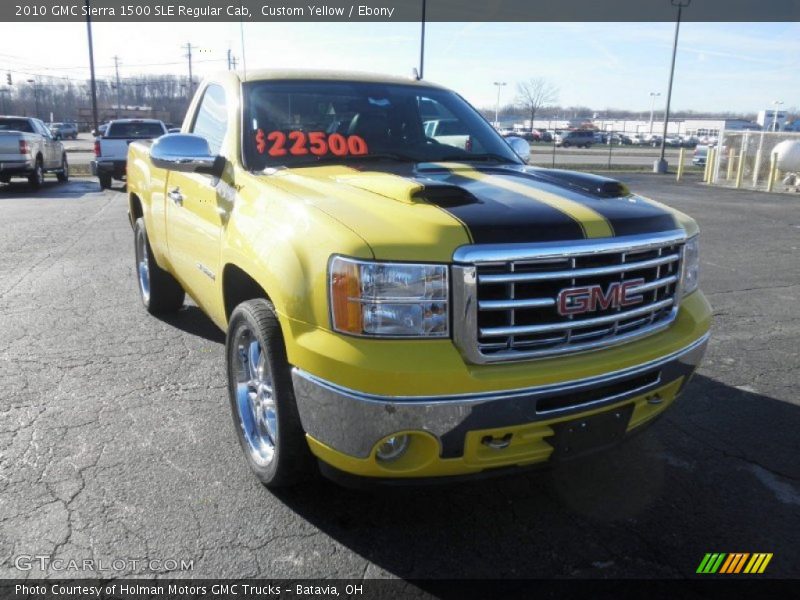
top-left (0, 174), bottom-right (798, 582)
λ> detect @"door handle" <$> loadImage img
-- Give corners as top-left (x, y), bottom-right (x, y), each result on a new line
top-left (168, 187), bottom-right (183, 206)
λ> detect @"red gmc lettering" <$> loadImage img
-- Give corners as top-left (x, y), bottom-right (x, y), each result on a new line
top-left (557, 278), bottom-right (645, 316)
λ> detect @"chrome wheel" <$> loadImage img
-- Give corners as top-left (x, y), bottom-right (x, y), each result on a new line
top-left (136, 229), bottom-right (150, 304)
top-left (233, 329), bottom-right (277, 466)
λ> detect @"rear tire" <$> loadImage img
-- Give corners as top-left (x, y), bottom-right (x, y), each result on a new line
top-left (226, 299), bottom-right (314, 488)
top-left (28, 158), bottom-right (44, 189)
top-left (99, 174), bottom-right (112, 189)
top-left (133, 217), bottom-right (185, 314)
top-left (56, 155), bottom-right (69, 183)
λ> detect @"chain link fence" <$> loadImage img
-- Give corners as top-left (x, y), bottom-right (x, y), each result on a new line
top-left (710, 130), bottom-right (800, 192)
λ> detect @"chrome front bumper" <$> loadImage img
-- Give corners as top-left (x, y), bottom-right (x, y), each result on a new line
top-left (291, 333), bottom-right (709, 459)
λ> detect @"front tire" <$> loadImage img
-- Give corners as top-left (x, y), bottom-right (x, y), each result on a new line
top-left (56, 155), bottom-right (69, 183)
top-left (226, 299), bottom-right (314, 488)
top-left (98, 174), bottom-right (112, 189)
top-left (133, 218), bottom-right (185, 314)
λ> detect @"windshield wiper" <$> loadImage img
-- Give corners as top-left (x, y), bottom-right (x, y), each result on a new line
top-left (435, 153), bottom-right (518, 164)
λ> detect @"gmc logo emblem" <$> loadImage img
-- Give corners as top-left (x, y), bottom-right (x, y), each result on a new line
top-left (557, 278), bottom-right (645, 316)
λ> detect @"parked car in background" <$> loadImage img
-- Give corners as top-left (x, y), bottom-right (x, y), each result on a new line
top-left (692, 144), bottom-right (709, 166)
top-left (593, 131), bottom-right (607, 144)
top-left (92, 118), bottom-right (168, 189)
top-left (607, 133), bottom-right (632, 145)
top-left (680, 136), bottom-right (699, 148)
top-left (48, 122), bottom-right (79, 140)
top-left (664, 137), bottom-right (683, 147)
top-left (536, 128), bottom-right (553, 142)
top-left (0, 116), bottom-right (68, 188)
top-left (520, 130), bottom-right (541, 142)
top-left (555, 129), bottom-right (594, 148)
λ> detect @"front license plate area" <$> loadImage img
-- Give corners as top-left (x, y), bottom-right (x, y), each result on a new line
top-left (547, 404), bottom-right (634, 461)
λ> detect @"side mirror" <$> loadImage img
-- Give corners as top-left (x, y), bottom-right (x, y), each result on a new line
top-left (505, 136), bottom-right (531, 163)
top-left (151, 133), bottom-right (219, 174)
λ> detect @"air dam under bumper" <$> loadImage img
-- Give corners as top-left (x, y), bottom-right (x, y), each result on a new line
top-left (291, 334), bottom-right (708, 476)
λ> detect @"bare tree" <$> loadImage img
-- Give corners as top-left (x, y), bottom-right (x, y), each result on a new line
top-left (516, 78), bottom-right (558, 131)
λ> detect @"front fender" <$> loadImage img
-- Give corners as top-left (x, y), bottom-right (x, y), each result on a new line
top-left (220, 176), bottom-right (373, 330)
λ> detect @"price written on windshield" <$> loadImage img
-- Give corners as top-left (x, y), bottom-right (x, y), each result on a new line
top-left (255, 130), bottom-right (369, 157)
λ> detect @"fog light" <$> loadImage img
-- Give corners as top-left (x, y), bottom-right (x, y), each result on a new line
top-left (375, 435), bottom-right (410, 461)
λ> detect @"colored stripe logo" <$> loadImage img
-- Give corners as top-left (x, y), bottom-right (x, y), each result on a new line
top-left (696, 553), bottom-right (773, 574)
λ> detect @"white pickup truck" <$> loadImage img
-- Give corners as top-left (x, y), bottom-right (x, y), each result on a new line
top-left (92, 119), bottom-right (167, 189)
top-left (0, 116), bottom-right (68, 188)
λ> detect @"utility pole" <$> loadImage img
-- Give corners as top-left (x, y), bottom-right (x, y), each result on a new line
top-left (655, 0), bottom-right (691, 173)
top-left (418, 0), bottom-right (426, 79)
top-left (85, 0), bottom-right (99, 134)
top-left (112, 55), bottom-right (121, 117)
top-left (231, 56), bottom-right (238, 70)
top-left (183, 42), bottom-right (194, 96)
top-left (227, 48), bottom-right (232, 70)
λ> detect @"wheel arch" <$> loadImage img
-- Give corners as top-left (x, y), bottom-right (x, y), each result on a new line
top-left (222, 263), bottom-right (273, 324)
top-left (129, 192), bottom-right (143, 229)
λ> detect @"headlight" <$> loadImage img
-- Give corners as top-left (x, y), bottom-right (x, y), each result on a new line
top-left (329, 256), bottom-right (449, 338)
top-left (681, 235), bottom-right (700, 296)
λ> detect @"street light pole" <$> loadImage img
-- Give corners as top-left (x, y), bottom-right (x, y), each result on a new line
top-left (655, 0), bottom-right (690, 174)
top-left (85, 0), bottom-right (99, 134)
top-left (26, 79), bottom-right (40, 120)
top-left (771, 100), bottom-right (784, 132)
top-left (493, 81), bottom-right (506, 128)
top-left (648, 92), bottom-right (660, 135)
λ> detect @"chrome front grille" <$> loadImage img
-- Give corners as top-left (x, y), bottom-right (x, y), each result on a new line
top-left (452, 230), bottom-right (687, 363)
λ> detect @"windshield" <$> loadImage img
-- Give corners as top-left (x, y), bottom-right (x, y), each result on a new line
top-left (105, 122), bottom-right (165, 139)
top-left (0, 118), bottom-right (34, 133)
top-left (242, 80), bottom-right (520, 169)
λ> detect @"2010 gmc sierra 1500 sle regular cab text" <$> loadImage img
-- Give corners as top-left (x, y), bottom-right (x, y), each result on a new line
top-left (126, 70), bottom-right (711, 488)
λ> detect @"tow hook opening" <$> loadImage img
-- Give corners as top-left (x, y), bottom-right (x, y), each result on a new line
top-left (481, 433), bottom-right (513, 449)
top-left (646, 393), bottom-right (664, 405)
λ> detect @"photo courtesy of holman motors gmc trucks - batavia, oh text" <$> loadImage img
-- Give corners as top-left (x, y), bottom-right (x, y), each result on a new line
top-left (126, 70), bottom-right (710, 487)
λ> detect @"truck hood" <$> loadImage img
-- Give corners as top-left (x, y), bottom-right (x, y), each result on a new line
top-left (260, 162), bottom-right (683, 257)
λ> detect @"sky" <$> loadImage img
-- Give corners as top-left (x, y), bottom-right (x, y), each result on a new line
top-left (0, 21), bottom-right (797, 114)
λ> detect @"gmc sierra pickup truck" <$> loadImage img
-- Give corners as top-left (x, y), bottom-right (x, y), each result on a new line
top-left (0, 116), bottom-right (68, 187)
top-left (127, 71), bottom-right (710, 488)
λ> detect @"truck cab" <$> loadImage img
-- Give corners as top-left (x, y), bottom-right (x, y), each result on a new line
top-left (127, 70), bottom-right (710, 487)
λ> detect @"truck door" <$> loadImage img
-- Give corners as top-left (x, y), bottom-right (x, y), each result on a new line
top-left (165, 83), bottom-right (229, 322)
top-left (33, 120), bottom-right (59, 168)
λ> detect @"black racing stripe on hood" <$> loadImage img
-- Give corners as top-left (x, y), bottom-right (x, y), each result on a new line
top-left (427, 170), bottom-right (588, 243)
top-left (505, 167), bottom-right (680, 236)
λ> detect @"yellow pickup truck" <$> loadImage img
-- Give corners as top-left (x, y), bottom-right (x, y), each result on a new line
top-left (127, 70), bottom-right (710, 487)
